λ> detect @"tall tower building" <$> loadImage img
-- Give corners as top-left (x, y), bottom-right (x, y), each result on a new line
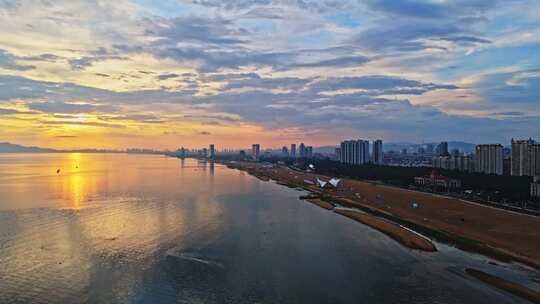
top-left (511, 138), bottom-right (540, 176)
top-left (252, 144), bottom-right (260, 161)
top-left (475, 144), bottom-right (503, 175)
top-left (436, 142), bottom-right (449, 156)
top-left (290, 144), bottom-right (296, 158)
top-left (209, 144), bottom-right (215, 159)
top-left (373, 139), bottom-right (383, 165)
top-left (299, 143), bottom-right (306, 158)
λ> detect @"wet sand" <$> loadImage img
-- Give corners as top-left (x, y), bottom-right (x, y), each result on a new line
top-left (225, 161), bottom-right (540, 269)
top-left (302, 195), bottom-right (435, 251)
top-left (335, 209), bottom-right (437, 252)
top-left (305, 198), bottom-right (335, 210)
top-left (466, 268), bottom-right (540, 304)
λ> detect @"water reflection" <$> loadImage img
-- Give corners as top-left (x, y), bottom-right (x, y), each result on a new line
top-left (0, 154), bottom-right (538, 303)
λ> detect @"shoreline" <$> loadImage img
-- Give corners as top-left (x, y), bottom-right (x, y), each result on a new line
top-left (224, 160), bottom-right (540, 271)
top-left (334, 208), bottom-right (437, 252)
top-left (466, 268), bottom-right (540, 303)
top-left (301, 196), bottom-right (436, 251)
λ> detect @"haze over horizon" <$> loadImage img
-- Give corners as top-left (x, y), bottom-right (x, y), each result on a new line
top-left (1, 0), bottom-right (539, 149)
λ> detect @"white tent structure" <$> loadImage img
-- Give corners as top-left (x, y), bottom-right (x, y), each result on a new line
top-left (316, 178), bottom-right (328, 188)
top-left (316, 177), bottom-right (341, 188)
top-left (328, 178), bottom-right (341, 187)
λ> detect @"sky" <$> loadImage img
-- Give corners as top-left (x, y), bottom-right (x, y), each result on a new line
top-left (0, 0), bottom-right (539, 150)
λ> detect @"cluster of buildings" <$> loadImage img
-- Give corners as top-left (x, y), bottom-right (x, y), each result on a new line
top-left (179, 137), bottom-right (540, 199)
top-left (280, 143), bottom-right (314, 159)
top-left (430, 139), bottom-right (540, 179)
top-left (336, 139), bottom-right (384, 165)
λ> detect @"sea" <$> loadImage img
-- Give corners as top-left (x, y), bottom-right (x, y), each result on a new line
top-left (0, 153), bottom-right (538, 303)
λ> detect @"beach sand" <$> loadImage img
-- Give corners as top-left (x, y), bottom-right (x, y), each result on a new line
top-left (335, 208), bottom-right (437, 252)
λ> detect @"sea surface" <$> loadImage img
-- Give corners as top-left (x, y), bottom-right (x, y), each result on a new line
top-left (0, 153), bottom-right (539, 303)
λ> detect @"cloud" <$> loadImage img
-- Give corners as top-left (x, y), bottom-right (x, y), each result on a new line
top-left (40, 120), bottom-right (125, 128)
top-left (156, 73), bottom-right (180, 80)
top-left (291, 55), bottom-right (370, 68)
top-left (101, 114), bottom-right (164, 124)
top-left (147, 16), bottom-right (247, 46)
top-left (0, 49), bottom-right (35, 71)
top-left (475, 69), bottom-right (540, 107)
top-left (309, 75), bottom-right (458, 96)
top-left (216, 73), bottom-right (315, 91)
top-left (0, 0), bottom-right (539, 145)
top-left (27, 101), bottom-right (117, 114)
top-left (364, 0), bottom-right (496, 19)
top-left (68, 54), bottom-right (127, 70)
top-left (0, 108), bottom-right (38, 115)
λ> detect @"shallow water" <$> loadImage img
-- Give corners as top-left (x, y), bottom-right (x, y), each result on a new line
top-left (0, 153), bottom-right (538, 303)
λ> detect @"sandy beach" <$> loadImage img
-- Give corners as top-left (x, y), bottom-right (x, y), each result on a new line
top-left (335, 208), bottom-right (437, 252)
top-left (466, 268), bottom-right (540, 303)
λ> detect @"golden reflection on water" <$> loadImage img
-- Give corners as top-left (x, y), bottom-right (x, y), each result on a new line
top-left (55, 153), bottom-right (94, 210)
top-left (0, 155), bottom-right (232, 303)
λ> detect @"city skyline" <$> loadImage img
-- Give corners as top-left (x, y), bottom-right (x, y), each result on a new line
top-left (0, 1), bottom-right (539, 150)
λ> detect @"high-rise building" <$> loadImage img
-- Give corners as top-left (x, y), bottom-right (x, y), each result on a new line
top-left (436, 142), bottom-right (449, 156)
top-left (531, 176), bottom-right (540, 197)
top-left (432, 155), bottom-right (474, 172)
top-left (202, 148), bottom-right (208, 158)
top-left (306, 146), bottom-right (313, 158)
top-left (299, 143), bottom-right (306, 158)
top-left (281, 146), bottom-right (289, 157)
top-left (475, 144), bottom-right (503, 175)
top-left (290, 144), bottom-right (296, 158)
top-left (177, 147), bottom-right (186, 158)
top-left (209, 144), bottom-right (215, 159)
top-left (252, 144), bottom-right (260, 161)
top-left (362, 141), bottom-right (370, 163)
top-left (511, 138), bottom-right (540, 176)
top-left (426, 144), bottom-right (434, 154)
top-left (372, 139), bottom-right (383, 165)
top-left (340, 140), bottom-right (370, 165)
top-left (335, 147), bottom-right (341, 161)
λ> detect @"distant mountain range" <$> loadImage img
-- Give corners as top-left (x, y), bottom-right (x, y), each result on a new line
top-left (0, 142), bottom-right (58, 153)
top-left (315, 141), bottom-right (478, 154)
top-left (0, 142), bottom-right (170, 154)
top-left (384, 141), bottom-right (477, 153)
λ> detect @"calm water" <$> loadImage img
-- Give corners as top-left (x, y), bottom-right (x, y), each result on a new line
top-left (0, 153), bottom-right (539, 303)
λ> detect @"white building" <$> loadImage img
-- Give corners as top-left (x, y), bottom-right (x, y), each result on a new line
top-left (340, 140), bottom-right (370, 165)
top-left (475, 144), bottom-right (503, 175)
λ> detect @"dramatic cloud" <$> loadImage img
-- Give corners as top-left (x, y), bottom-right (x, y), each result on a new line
top-left (0, 0), bottom-right (538, 149)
